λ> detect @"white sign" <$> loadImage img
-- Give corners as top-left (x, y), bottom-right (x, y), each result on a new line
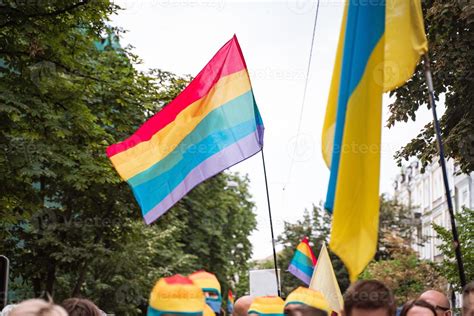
top-left (249, 269), bottom-right (280, 297)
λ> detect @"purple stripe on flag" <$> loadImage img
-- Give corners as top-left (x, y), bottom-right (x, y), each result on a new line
top-left (143, 126), bottom-right (263, 224)
top-left (288, 263), bottom-right (312, 285)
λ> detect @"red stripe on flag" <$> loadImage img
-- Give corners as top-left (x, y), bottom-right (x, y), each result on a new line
top-left (107, 35), bottom-right (247, 158)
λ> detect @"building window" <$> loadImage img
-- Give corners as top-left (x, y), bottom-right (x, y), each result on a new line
top-left (433, 169), bottom-right (443, 200)
top-left (422, 224), bottom-right (432, 260)
top-left (433, 215), bottom-right (443, 257)
top-left (423, 179), bottom-right (430, 208)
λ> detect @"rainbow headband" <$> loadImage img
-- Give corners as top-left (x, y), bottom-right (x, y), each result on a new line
top-left (285, 287), bottom-right (331, 313)
top-left (248, 296), bottom-right (285, 316)
top-left (148, 275), bottom-right (206, 316)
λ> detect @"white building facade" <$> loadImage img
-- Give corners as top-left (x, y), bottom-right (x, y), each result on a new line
top-left (393, 159), bottom-right (474, 262)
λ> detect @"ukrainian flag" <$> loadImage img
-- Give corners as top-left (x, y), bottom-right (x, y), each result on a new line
top-left (322, 0), bottom-right (427, 281)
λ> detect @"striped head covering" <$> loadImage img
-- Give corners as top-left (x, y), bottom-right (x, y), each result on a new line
top-left (284, 287), bottom-right (331, 313)
top-left (148, 274), bottom-right (206, 316)
top-left (189, 271), bottom-right (222, 313)
top-left (203, 304), bottom-right (215, 316)
top-left (248, 296), bottom-right (285, 315)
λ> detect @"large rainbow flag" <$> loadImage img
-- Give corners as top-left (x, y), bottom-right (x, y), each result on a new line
top-left (106, 36), bottom-right (264, 224)
top-left (288, 237), bottom-right (317, 285)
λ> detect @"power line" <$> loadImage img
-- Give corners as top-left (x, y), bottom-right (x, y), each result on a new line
top-left (284, 0), bottom-right (321, 190)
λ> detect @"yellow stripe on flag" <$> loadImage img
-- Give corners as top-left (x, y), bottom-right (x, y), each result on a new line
top-left (309, 243), bottom-right (344, 314)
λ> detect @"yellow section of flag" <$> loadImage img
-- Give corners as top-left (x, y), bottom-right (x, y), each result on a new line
top-left (383, 0), bottom-right (428, 91)
top-left (322, 0), bottom-right (428, 283)
top-left (309, 243), bottom-right (343, 314)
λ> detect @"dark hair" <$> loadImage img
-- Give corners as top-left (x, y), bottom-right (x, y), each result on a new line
top-left (61, 298), bottom-right (102, 316)
top-left (400, 299), bottom-right (437, 316)
top-left (343, 280), bottom-right (395, 316)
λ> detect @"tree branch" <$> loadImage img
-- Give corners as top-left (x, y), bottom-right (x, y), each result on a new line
top-left (0, 49), bottom-right (107, 83)
top-left (0, 0), bottom-right (90, 28)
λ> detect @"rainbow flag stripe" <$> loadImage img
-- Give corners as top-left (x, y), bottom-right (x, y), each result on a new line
top-left (227, 290), bottom-right (234, 313)
top-left (288, 237), bottom-right (317, 285)
top-left (107, 36), bottom-right (264, 224)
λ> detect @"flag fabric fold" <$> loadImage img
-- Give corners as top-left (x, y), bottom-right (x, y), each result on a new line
top-left (321, 0), bottom-right (427, 281)
top-left (309, 243), bottom-right (343, 314)
top-left (107, 36), bottom-right (264, 224)
top-left (288, 237), bottom-right (317, 285)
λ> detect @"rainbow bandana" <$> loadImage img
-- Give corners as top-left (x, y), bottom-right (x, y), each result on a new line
top-left (203, 304), bottom-right (215, 316)
top-left (285, 287), bottom-right (331, 313)
top-left (189, 271), bottom-right (222, 313)
top-left (248, 296), bottom-right (285, 316)
top-left (148, 275), bottom-right (206, 316)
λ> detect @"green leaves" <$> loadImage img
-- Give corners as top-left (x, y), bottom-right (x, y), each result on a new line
top-left (0, 3), bottom-right (257, 314)
top-left (258, 204), bottom-right (350, 297)
top-left (361, 195), bottom-right (446, 305)
top-left (433, 207), bottom-right (474, 291)
top-left (389, 0), bottom-right (474, 173)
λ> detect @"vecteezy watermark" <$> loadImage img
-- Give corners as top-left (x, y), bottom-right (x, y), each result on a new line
top-left (30, 211), bottom-right (126, 233)
top-left (29, 61), bottom-right (56, 88)
top-left (287, 133), bottom-right (316, 162)
top-left (158, 0), bottom-right (225, 10)
top-left (286, 0), bottom-right (318, 15)
top-left (115, 0), bottom-right (226, 12)
top-left (249, 67), bottom-right (305, 81)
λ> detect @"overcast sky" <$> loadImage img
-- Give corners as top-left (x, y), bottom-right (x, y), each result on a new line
top-left (111, 0), bottom-right (436, 260)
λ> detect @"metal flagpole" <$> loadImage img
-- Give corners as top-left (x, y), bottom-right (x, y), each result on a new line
top-left (423, 54), bottom-right (467, 287)
top-left (261, 149), bottom-right (281, 297)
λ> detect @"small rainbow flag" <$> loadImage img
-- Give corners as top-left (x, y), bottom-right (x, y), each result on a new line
top-left (227, 290), bottom-right (234, 313)
top-left (288, 237), bottom-right (317, 285)
top-left (106, 36), bottom-right (264, 224)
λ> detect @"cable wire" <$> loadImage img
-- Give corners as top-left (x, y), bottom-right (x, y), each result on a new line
top-left (284, 0), bottom-right (321, 190)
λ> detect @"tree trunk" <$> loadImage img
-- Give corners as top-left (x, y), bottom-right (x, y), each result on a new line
top-left (71, 261), bottom-right (88, 297)
top-left (45, 262), bottom-right (56, 296)
top-left (33, 278), bottom-right (42, 298)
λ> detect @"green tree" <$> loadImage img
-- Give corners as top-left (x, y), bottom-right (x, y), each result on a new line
top-left (361, 235), bottom-right (446, 306)
top-left (361, 195), bottom-right (446, 305)
top-left (264, 205), bottom-right (350, 297)
top-left (388, 0), bottom-right (474, 173)
top-left (0, 1), bottom-right (257, 314)
top-left (377, 194), bottom-right (415, 260)
top-left (433, 207), bottom-right (474, 291)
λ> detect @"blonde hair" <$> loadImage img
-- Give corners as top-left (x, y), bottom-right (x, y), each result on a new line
top-left (9, 299), bottom-right (68, 316)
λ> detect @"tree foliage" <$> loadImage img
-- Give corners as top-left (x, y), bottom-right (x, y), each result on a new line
top-left (361, 235), bottom-right (446, 306)
top-left (388, 0), bottom-right (474, 173)
top-left (362, 196), bottom-right (446, 305)
top-left (0, 1), bottom-right (256, 314)
top-left (377, 194), bottom-right (415, 260)
top-left (433, 207), bottom-right (474, 292)
top-left (253, 205), bottom-right (350, 297)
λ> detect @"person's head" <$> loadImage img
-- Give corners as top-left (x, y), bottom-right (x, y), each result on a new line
top-left (419, 290), bottom-right (451, 316)
top-left (9, 299), bottom-right (67, 316)
top-left (1, 304), bottom-right (17, 316)
top-left (343, 280), bottom-right (395, 316)
top-left (189, 271), bottom-right (222, 314)
top-left (204, 304), bottom-right (216, 316)
top-left (248, 296), bottom-right (284, 316)
top-left (148, 274), bottom-right (206, 316)
top-left (61, 298), bottom-right (102, 316)
top-left (232, 295), bottom-right (253, 316)
top-left (463, 281), bottom-right (474, 316)
top-left (400, 300), bottom-right (437, 316)
top-left (284, 287), bottom-right (330, 316)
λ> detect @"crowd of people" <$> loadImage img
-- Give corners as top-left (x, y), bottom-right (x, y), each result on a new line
top-left (1, 271), bottom-right (473, 316)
